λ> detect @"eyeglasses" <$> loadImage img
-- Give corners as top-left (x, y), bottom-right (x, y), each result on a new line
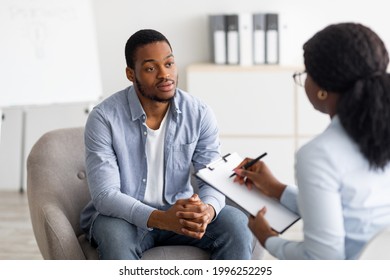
top-left (293, 71), bottom-right (307, 87)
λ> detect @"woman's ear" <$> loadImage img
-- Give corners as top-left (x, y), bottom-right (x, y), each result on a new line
top-left (126, 67), bottom-right (134, 82)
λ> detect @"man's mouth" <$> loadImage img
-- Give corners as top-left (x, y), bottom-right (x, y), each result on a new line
top-left (157, 80), bottom-right (175, 92)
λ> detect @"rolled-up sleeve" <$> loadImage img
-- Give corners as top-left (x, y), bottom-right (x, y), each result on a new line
top-left (280, 184), bottom-right (299, 214)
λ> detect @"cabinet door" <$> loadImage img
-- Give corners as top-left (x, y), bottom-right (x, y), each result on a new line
top-left (22, 103), bottom-right (93, 190)
top-left (0, 108), bottom-right (23, 190)
top-left (187, 66), bottom-right (295, 136)
top-left (220, 136), bottom-right (296, 184)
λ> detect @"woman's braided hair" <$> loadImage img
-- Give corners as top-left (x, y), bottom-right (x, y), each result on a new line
top-left (303, 23), bottom-right (390, 170)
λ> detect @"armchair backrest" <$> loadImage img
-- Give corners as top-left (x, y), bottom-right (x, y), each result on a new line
top-left (358, 227), bottom-right (390, 259)
top-left (27, 127), bottom-right (92, 259)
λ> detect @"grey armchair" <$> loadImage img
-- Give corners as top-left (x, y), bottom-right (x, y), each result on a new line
top-left (27, 127), bottom-right (263, 260)
top-left (358, 226), bottom-right (390, 259)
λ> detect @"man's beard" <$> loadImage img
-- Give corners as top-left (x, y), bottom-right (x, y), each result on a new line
top-left (135, 76), bottom-right (178, 103)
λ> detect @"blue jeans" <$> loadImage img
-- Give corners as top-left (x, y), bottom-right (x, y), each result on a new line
top-left (91, 205), bottom-right (253, 260)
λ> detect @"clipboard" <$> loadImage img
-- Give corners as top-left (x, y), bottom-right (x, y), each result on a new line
top-left (194, 152), bottom-right (300, 234)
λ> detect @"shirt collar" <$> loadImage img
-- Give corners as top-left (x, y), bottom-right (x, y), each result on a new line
top-left (331, 114), bottom-right (340, 126)
top-left (126, 86), bottom-right (182, 121)
top-left (127, 86), bottom-right (144, 121)
top-left (171, 90), bottom-right (182, 117)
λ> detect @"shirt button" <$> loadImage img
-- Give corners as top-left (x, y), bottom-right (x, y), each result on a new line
top-left (143, 131), bottom-right (147, 136)
top-left (142, 179), bottom-right (146, 183)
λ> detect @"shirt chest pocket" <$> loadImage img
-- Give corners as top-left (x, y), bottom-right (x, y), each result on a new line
top-left (171, 141), bottom-right (197, 170)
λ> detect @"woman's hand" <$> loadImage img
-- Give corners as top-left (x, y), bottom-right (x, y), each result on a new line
top-left (233, 159), bottom-right (286, 200)
top-left (248, 207), bottom-right (278, 247)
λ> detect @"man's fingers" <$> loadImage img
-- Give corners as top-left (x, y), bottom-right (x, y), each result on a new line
top-left (176, 204), bottom-right (208, 217)
top-left (180, 218), bottom-right (209, 239)
top-left (180, 214), bottom-right (210, 227)
top-left (181, 227), bottom-right (205, 239)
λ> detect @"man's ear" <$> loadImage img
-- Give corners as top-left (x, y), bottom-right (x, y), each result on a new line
top-left (126, 67), bottom-right (134, 82)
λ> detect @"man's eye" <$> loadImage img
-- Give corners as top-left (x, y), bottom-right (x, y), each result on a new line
top-left (146, 67), bottom-right (154, 72)
top-left (166, 62), bottom-right (174, 67)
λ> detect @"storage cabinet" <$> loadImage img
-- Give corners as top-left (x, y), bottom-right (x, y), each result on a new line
top-left (0, 108), bottom-right (23, 190)
top-left (187, 64), bottom-right (329, 184)
top-left (0, 102), bottom-right (95, 191)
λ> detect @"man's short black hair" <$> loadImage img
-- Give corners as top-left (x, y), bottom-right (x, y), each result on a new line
top-left (125, 29), bottom-right (172, 69)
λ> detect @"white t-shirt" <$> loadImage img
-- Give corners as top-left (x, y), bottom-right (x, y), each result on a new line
top-left (143, 112), bottom-right (168, 207)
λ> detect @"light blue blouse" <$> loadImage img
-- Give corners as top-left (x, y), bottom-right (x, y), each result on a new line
top-left (266, 116), bottom-right (390, 259)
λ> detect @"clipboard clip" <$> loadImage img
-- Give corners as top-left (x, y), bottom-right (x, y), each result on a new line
top-left (206, 153), bottom-right (231, 170)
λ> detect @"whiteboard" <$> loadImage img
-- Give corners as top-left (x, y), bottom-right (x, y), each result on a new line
top-left (0, 0), bottom-right (102, 107)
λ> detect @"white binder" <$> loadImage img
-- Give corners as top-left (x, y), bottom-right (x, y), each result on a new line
top-left (238, 13), bottom-right (253, 66)
top-left (195, 152), bottom-right (300, 234)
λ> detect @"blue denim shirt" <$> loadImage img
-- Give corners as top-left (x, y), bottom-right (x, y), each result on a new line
top-left (80, 86), bottom-right (225, 237)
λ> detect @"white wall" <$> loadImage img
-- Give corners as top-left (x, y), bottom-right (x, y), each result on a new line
top-left (92, 0), bottom-right (390, 98)
top-left (2, 0), bottom-right (389, 190)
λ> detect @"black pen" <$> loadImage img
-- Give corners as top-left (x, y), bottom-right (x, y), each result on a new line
top-left (229, 152), bottom-right (267, 178)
